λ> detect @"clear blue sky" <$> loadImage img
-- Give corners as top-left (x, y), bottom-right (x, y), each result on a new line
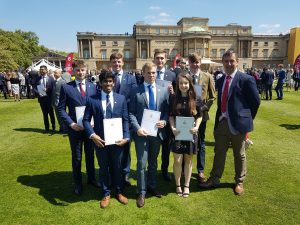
top-left (1, 0), bottom-right (299, 52)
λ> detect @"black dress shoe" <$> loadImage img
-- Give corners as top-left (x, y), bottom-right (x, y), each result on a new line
top-left (162, 172), bottom-right (172, 182)
top-left (147, 188), bottom-right (162, 198)
top-left (124, 176), bottom-right (132, 187)
top-left (74, 185), bottom-right (82, 195)
top-left (87, 180), bottom-right (101, 188)
top-left (136, 194), bottom-right (145, 208)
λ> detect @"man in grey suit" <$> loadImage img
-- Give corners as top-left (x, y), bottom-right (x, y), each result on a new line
top-left (129, 62), bottom-right (169, 208)
top-left (153, 49), bottom-right (176, 181)
top-left (52, 69), bottom-right (71, 133)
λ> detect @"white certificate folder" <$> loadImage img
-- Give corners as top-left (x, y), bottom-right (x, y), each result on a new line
top-left (103, 118), bottom-right (123, 145)
top-left (141, 109), bottom-right (161, 137)
top-left (75, 106), bottom-right (94, 128)
top-left (175, 116), bottom-right (194, 141)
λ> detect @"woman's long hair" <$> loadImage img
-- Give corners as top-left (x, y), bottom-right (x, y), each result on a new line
top-left (172, 71), bottom-right (197, 116)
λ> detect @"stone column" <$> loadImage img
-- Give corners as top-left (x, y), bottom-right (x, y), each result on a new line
top-left (194, 38), bottom-right (196, 53)
top-left (77, 40), bottom-right (80, 58)
top-left (88, 40), bottom-right (92, 59)
top-left (80, 40), bottom-right (83, 58)
top-left (139, 40), bottom-right (142, 59)
top-left (187, 40), bottom-right (189, 55)
top-left (59, 60), bottom-right (62, 68)
top-left (136, 40), bottom-right (139, 58)
top-left (147, 40), bottom-right (150, 58)
top-left (90, 39), bottom-right (94, 58)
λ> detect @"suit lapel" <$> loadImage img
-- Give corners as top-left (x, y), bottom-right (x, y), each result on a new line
top-left (228, 71), bottom-right (239, 99)
top-left (140, 85), bottom-right (149, 108)
top-left (98, 92), bottom-right (104, 115)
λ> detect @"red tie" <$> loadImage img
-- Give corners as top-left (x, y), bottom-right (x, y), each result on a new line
top-left (79, 82), bottom-right (85, 97)
top-left (221, 76), bottom-right (232, 113)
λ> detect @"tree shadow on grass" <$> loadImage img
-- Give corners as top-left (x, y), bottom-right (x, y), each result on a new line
top-left (14, 127), bottom-right (66, 136)
top-left (17, 171), bottom-right (100, 206)
top-left (279, 124), bottom-right (300, 130)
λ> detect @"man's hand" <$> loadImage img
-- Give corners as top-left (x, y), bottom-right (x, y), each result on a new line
top-left (156, 120), bottom-right (166, 129)
top-left (137, 128), bottom-right (148, 137)
top-left (91, 134), bottom-right (106, 148)
top-left (70, 122), bottom-right (84, 131)
top-left (115, 139), bottom-right (129, 146)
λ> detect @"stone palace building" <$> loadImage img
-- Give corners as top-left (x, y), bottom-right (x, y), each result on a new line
top-left (76, 17), bottom-right (300, 71)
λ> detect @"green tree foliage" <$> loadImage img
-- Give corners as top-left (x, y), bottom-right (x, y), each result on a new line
top-left (0, 29), bottom-right (48, 71)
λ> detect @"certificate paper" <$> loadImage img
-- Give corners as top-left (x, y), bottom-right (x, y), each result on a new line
top-left (37, 84), bottom-right (46, 96)
top-left (141, 109), bottom-right (161, 137)
top-left (103, 118), bottom-right (123, 145)
top-left (175, 116), bottom-right (194, 141)
top-left (75, 106), bottom-right (94, 128)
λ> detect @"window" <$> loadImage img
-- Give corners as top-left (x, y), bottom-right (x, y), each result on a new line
top-left (272, 49), bottom-right (279, 57)
top-left (264, 42), bottom-right (268, 46)
top-left (173, 29), bottom-right (177, 34)
top-left (220, 49), bottom-right (225, 57)
top-left (124, 50), bottom-right (130, 59)
top-left (112, 41), bottom-right (118, 46)
top-left (112, 49), bottom-right (118, 53)
top-left (101, 41), bottom-right (106, 46)
top-left (156, 28), bottom-right (160, 34)
top-left (211, 49), bottom-right (217, 58)
top-left (164, 49), bottom-right (170, 56)
top-left (274, 42), bottom-right (278, 46)
top-left (263, 49), bottom-right (269, 57)
top-left (83, 49), bottom-right (90, 59)
top-left (252, 49), bottom-right (258, 58)
top-left (254, 42), bottom-right (258, 46)
top-left (141, 27), bottom-right (146, 32)
top-left (163, 28), bottom-right (169, 34)
top-left (124, 41), bottom-right (129, 46)
top-left (101, 50), bottom-right (107, 59)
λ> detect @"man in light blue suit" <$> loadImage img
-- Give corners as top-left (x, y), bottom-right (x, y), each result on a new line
top-left (57, 61), bottom-right (99, 195)
top-left (83, 71), bottom-right (130, 208)
top-left (200, 50), bottom-right (260, 196)
top-left (129, 62), bottom-right (169, 208)
top-left (110, 52), bottom-right (137, 187)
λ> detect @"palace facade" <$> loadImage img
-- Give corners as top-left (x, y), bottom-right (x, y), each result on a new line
top-left (76, 17), bottom-right (299, 71)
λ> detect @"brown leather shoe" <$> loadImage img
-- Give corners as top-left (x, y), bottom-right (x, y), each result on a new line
top-left (136, 194), bottom-right (145, 208)
top-left (197, 173), bottom-right (206, 184)
top-left (116, 194), bottom-right (128, 205)
top-left (234, 183), bottom-right (244, 196)
top-left (100, 195), bottom-right (110, 208)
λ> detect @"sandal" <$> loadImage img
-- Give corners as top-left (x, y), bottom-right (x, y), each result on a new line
top-left (176, 185), bottom-right (182, 197)
top-left (182, 185), bottom-right (190, 198)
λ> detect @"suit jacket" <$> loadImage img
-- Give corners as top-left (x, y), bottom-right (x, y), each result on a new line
top-left (34, 75), bottom-right (55, 103)
top-left (57, 80), bottom-right (97, 127)
top-left (214, 71), bottom-right (260, 135)
top-left (117, 72), bottom-right (138, 102)
top-left (191, 70), bottom-right (216, 121)
top-left (83, 92), bottom-right (130, 141)
top-left (52, 77), bottom-right (70, 107)
top-left (129, 83), bottom-right (169, 140)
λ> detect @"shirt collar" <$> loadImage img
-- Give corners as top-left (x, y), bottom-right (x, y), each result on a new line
top-left (101, 90), bottom-right (113, 98)
top-left (143, 81), bottom-right (156, 88)
top-left (225, 68), bottom-right (238, 79)
top-left (157, 67), bottom-right (165, 74)
top-left (114, 70), bottom-right (123, 76)
top-left (75, 79), bottom-right (86, 85)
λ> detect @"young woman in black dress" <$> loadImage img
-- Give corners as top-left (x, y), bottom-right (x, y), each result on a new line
top-left (169, 72), bottom-right (203, 197)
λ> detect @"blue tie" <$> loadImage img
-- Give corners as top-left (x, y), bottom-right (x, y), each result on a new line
top-left (157, 71), bottom-right (161, 80)
top-left (106, 94), bottom-right (112, 118)
top-left (114, 74), bottom-right (121, 93)
top-left (148, 85), bottom-right (156, 110)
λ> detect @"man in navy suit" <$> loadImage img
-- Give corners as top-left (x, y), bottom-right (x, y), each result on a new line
top-left (57, 61), bottom-right (99, 195)
top-left (34, 65), bottom-right (56, 132)
top-left (110, 52), bottom-right (137, 187)
top-left (275, 64), bottom-right (286, 100)
top-left (129, 62), bottom-right (169, 208)
top-left (153, 49), bottom-right (176, 182)
top-left (200, 50), bottom-right (260, 195)
top-left (83, 71), bottom-right (130, 208)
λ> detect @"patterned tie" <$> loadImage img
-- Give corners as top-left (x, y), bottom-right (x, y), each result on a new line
top-left (148, 85), bottom-right (156, 110)
top-left (106, 94), bottom-right (112, 118)
top-left (79, 82), bottom-right (85, 97)
top-left (114, 74), bottom-right (121, 93)
top-left (221, 76), bottom-right (232, 113)
top-left (157, 71), bottom-right (161, 80)
top-left (192, 75), bottom-right (196, 85)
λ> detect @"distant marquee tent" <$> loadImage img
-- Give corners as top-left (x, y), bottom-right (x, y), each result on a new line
top-left (27, 59), bottom-right (61, 72)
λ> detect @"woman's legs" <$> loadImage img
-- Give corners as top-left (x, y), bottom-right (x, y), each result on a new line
top-left (173, 153), bottom-right (183, 195)
top-left (183, 154), bottom-right (193, 197)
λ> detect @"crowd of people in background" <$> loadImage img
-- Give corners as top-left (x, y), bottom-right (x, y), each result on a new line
top-left (1, 50), bottom-right (299, 209)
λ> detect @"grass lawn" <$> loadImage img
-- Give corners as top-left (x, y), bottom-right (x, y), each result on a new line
top-left (0, 91), bottom-right (299, 225)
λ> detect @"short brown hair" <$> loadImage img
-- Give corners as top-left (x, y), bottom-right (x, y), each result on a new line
top-left (188, 53), bottom-right (201, 63)
top-left (74, 60), bottom-right (86, 69)
top-left (110, 52), bottom-right (123, 61)
top-left (154, 49), bottom-right (167, 58)
top-left (142, 62), bottom-right (157, 73)
top-left (222, 50), bottom-right (238, 60)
